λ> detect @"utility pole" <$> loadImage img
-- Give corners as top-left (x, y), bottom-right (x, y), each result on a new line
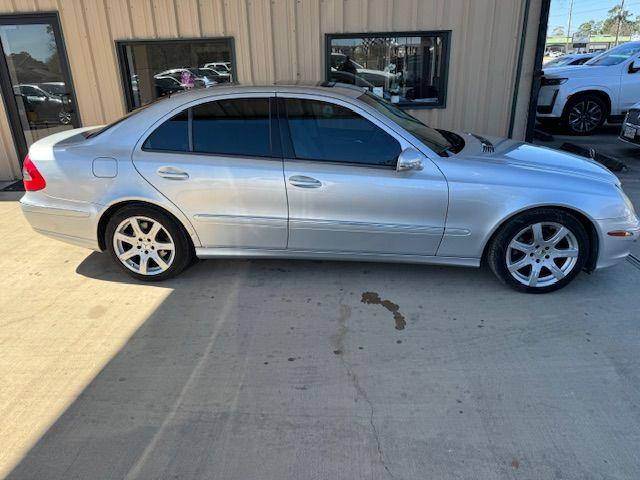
top-left (615, 0), bottom-right (626, 46)
top-left (566, 0), bottom-right (574, 53)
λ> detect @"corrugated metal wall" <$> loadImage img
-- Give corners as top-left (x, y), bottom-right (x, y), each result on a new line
top-left (0, 0), bottom-right (541, 180)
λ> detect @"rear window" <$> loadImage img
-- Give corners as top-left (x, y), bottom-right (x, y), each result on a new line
top-left (84, 101), bottom-right (156, 138)
top-left (192, 98), bottom-right (271, 157)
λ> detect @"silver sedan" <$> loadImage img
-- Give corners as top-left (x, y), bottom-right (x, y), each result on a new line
top-left (20, 83), bottom-right (639, 292)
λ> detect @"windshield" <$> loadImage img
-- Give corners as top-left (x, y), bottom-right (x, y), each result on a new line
top-left (585, 43), bottom-right (640, 66)
top-left (358, 91), bottom-right (452, 156)
top-left (189, 68), bottom-right (214, 77)
top-left (39, 83), bottom-right (66, 95)
top-left (544, 56), bottom-right (574, 67)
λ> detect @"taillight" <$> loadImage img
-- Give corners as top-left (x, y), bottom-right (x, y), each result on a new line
top-left (22, 155), bottom-right (46, 191)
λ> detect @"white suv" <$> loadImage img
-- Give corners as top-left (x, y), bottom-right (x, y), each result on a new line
top-left (537, 42), bottom-right (640, 134)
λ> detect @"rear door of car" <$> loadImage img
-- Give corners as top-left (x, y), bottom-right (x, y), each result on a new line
top-left (277, 93), bottom-right (448, 256)
top-left (132, 93), bottom-right (288, 249)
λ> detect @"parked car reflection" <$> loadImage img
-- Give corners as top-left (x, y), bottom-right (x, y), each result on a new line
top-left (330, 52), bottom-right (399, 91)
top-left (203, 62), bottom-right (232, 81)
top-left (13, 83), bottom-right (73, 126)
top-left (155, 68), bottom-right (226, 88)
top-left (153, 76), bottom-right (184, 98)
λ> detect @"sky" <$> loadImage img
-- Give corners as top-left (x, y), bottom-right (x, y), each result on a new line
top-left (548, 0), bottom-right (640, 35)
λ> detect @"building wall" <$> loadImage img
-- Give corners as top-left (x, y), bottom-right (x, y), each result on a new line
top-left (0, 0), bottom-right (541, 181)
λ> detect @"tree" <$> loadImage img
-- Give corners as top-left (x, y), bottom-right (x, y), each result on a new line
top-left (602, 4), bottom-right (635, 36)
top-left (576, 20), bottom-right (603, 35)
top-left (551, 26), bottom-right (565, 36)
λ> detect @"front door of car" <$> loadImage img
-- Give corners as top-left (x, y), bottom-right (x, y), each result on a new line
top-left (132, 94), bottom-right (288, 249)
top-left (620, 53), bottom-right (640, 112)
top-left (278, 95), bottom-right (448, 256)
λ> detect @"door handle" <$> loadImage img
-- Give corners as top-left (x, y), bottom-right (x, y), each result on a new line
top-left (289, 175), bottom-right (321, 188)
top-left (157, 167), bottom-right (189, 180)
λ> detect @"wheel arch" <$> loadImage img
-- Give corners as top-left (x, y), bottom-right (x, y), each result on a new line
top-left (562, 89), bottom-right (612, 118)
top-left (481, 205), bottom-right (599, 272)
top-left (97, 199), bottom-right (198, 253)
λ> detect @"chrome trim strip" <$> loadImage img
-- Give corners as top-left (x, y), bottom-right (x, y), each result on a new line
top-left (444, 227), bottom-right (471, 236)
top-left (20, 202), bottom-right (91, 218)
top-left (289, 218), bottom-right (443, 234)
top-left (193, 214), bottom-right (286, 226)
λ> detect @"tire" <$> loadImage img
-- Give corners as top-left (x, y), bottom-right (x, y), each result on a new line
top-left (487, 209), bottom-right (589, 293)
top-left (105, 204), bottom-right (193, 281)
top-left (561, 94), bottom-right (607, 135)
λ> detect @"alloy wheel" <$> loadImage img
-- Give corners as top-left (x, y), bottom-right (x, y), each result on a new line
top-left (58, 110), bottom-right (72, 125)
top-left (113, 216), bottom-right (175, 275)
top-left (506, 222), bottom-right (579, 288)
top-left (568, 100), bottom-right (602, 133)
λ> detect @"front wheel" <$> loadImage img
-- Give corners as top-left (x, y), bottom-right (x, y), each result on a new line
top-left (105, 205), bottom-right (193, 281)
top-left (487, 209), bottom-right (589, 293)
top-left (562, 95), bottom-right (606, 135)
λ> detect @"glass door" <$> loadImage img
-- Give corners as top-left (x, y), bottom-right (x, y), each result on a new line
top-left (0, 13), bottom-right (79, 163)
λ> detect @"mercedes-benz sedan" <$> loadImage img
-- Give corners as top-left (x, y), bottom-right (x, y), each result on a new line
top-left (20, 83), bottom-right (639, 293)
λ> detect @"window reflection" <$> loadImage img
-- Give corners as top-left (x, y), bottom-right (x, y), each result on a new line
top-left (0, 22), bottom-right (77, 147)
top-left (119, 39), bottom-right (234, 110)
top-left (327, 33), bottom-right (449, 107)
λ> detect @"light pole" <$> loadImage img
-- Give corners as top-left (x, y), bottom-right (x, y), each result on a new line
top-left (615, 0), bottom-right (626, 46)
top-left (566, 0), bottom-right (574, 53)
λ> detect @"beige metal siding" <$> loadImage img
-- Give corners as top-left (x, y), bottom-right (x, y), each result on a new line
top-left (0, 0), bottom-right (540, 180)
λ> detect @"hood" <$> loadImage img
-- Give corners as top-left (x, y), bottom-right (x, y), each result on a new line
top-left (453, 131), bottom-right (619, 185)
top-left (542, 64), bottom-right (613, 78)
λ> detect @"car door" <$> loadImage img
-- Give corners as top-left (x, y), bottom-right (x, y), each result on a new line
top-left (132, 93), bottom-right (288, 249)
top-left (278, 94), bottom-right (448, 256)
top-left (619, 53), bottom-right (640, 113)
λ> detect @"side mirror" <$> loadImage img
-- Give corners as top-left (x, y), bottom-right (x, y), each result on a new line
top-left (396, 147), bottom-right (424, 172)
top-left (629, 59), bottom-right (640, 74)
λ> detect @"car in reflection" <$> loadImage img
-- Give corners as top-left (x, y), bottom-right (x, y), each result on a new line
top-left (19, 83), bottom-right (639, 293)
top-left (619, 101), bottom-right (640, 146)
top-left (153, 76), bottom-right (184, 97)
top-left (330, 53), bottom-right (399, 90)
top-left (13, 83), bottom-right (73, 125)
top-left (203, 62), bottom-right (232, 81)
top-left (155, 68), bottom-right (222, 88)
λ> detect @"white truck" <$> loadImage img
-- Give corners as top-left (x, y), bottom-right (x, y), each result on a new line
top-left (537, 42), bottom-right (640, 135)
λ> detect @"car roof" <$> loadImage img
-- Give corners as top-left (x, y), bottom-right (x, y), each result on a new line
top-left (159, 81), bottom-right (366, 103)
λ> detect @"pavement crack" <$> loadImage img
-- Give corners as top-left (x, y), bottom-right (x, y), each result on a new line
top-left (333, 301), bottom-right (397, 480)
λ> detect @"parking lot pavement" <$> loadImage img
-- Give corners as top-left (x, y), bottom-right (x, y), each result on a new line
top-left (1, 194), bottom-right (640, 480)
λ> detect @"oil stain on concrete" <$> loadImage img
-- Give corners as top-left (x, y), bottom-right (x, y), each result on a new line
top-left (360, 292), bottom-right (406, 330)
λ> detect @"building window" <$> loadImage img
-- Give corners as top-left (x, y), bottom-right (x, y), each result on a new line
top-left (325, 31), bottom-right (450, 108)
top-left (116, 38), bottom-right (235, 111)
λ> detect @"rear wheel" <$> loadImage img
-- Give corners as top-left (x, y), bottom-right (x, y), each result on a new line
top-left (562, 94), bottom-right (606, 135)
top-left (487, 209), bottom-right (589, 293)
top-left (105, 205), bottom-right (193, 281)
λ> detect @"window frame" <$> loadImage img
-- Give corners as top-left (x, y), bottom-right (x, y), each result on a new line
top-left (324, 30), bottom-right (451, 110)
top-left (115, 36), bottom-right (237, 112)
top-left (139, 93), bottom-right (283, 160)
top-left (277, 93), bottom-right (409, 169)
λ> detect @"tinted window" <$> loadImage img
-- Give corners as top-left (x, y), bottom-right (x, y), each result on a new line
top-left (142, 110), bottom-right (189, 151)
top-left (192, 98), bottom-right (272, 157)
top-left (285, 98), bottom-right (401, 166)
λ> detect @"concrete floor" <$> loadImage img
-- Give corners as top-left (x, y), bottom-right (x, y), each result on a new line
top-left (1, 134), bottom-right (640, 479)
